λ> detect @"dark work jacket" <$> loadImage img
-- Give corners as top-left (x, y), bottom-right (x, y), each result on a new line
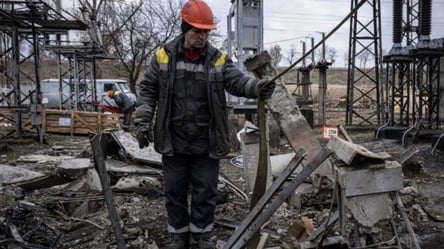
top-left (170, 46), bottom-right (210, 155)
top-left (135, 35), bottom-right (261, 159)
top-left (113, 91), bottom-right (135, 113)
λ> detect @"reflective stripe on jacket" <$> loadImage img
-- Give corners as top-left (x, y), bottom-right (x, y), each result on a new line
top-left (135, 35), bottom-right (261, 158)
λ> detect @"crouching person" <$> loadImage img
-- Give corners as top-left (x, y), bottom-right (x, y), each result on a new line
top-left (107, 90), bottom-right (136, 131)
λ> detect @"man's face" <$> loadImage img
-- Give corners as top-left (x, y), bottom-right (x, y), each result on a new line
top-left (184, 28), bottom-right (210, 49)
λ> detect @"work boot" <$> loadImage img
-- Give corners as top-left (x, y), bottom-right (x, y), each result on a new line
top-left (192, 232), bottom-right (215, 249)
top-left (168, 233), bottom-right (189, 249)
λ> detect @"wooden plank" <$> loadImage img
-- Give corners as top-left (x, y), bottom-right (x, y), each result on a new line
top-left (40, 109), bottom-right (118, 135)
top-left (73, 128), bottom-right (93, 135)
top-left (46, 127), bottom-right (72, 133)
top-left (97, 112), bottom-right (102, 132)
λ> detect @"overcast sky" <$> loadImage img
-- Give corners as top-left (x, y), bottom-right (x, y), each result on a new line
top-left (204, 0), bottom-right (444, 66)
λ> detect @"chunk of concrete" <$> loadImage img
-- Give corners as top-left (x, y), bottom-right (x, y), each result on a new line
top-left (86, 168), bottom-right (103, 192)
top-left (337, 160), bottom-right (403, 197)
top-left (0, 164), bottom-right (44, 185)
top-left (111, 130), bottom-right (162, 166)
top-left (347, 193), bottom-right (392, 227)
top-left (105, 159), bottom-right (161, 175)
top-left (327, 136), bottom-right (391, 165)
top-left (112, 175), bottom-right (161, 194)
top-left (56, 158), bottom-right (93, 178)
top-left (16, 155), bottom-right (75, 163)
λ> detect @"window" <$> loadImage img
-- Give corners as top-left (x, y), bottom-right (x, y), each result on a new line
top-left (103, 83), bottom-right (115, 92)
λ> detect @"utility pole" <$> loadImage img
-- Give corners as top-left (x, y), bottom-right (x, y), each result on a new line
top-left (316, 31), bottom-right (329, 126)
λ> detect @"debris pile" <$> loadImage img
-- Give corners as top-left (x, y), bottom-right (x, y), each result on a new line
top-left (0, 129), bottom-right (443, 248)
top-left (0, 201), bottom-right (61, 248)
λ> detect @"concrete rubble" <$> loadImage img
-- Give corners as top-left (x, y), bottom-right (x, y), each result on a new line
top-left (0, 129), bottom-right (443, 248)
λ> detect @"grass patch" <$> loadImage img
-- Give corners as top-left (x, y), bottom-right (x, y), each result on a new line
top-left (0, 193), bottom-right (15, 209)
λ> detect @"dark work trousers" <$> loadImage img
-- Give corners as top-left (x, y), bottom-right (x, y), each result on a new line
top-left (122, 107), bottom-right (135, 130)
top-left (162, 153), bottom-right (219, 234)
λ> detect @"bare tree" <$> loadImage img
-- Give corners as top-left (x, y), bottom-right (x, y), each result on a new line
top-left (357, 50), bottom-right (372, 68)
top-left (100, 0), bottom-right (183, 93)
top-left (326, 46), bottom-right (337, 65)
top-left (284, 44), bottom-right (298, 65)
top-left (268, 44), bottom-right (282, 67)
top-left (314, 45), bottom-right (337, 64)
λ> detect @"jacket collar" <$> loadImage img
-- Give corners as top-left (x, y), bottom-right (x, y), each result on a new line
top-left (163, 34), bottom-right (218, 60)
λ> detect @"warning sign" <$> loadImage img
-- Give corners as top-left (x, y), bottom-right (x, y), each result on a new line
top-left (323, 126), bottom-right (338, 139)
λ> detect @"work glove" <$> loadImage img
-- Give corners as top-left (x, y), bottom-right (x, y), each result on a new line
top-left (257, 80), bottom-right (276, 100)
top-left (136, 125), bottom-right (154, 149)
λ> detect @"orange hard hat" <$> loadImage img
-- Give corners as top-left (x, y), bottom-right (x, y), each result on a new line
top-left (180, 0), bottom-right (216, 30)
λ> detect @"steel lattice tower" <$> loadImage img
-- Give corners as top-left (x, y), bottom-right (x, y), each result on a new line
top-left (346, 0), bottom-right (383, 126)
top-left (0, 0), bottom-right (88, 139)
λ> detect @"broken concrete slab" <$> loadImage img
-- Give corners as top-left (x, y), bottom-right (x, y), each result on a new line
top-left (418, 180), bottom-right (444, 221)
top-left (327, 136), bottom-right (391, 165)
top-left (56, 158), bottom-right (93, 178)
top-left (87, 168), bottom-right (103, 192)
top-left (52, 178), bottom-right (91, 193)
top-left (347, 193), bottom-right (393, 227)
top-left (270, 152), bottom-right (297, 177)
top-left (0, 164), bottom-right (44, 185)
top-left (5, 158), bottom-right (92, 190)
top-left (15, 174), bottom-right (74, 190)
top-left (112, 175), bottom-right (162, 194)
top-left (336, 160), bottom-right (403, 197)
top-left (16, 154), bottom-right (75, 163)
top-left (111, 130), bottom-right (162, 166)
top-left (86, 160), bottom-right (161, 193)
top-left (57, 158), bottom-right (92, 170)
top-left (105, 159), bottom-right (161, 176)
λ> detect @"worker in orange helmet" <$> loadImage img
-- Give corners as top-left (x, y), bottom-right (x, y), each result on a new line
top-left (134, 0), bottom-right (275, 248)
top-left (106, 90), bottom-right (136, 131)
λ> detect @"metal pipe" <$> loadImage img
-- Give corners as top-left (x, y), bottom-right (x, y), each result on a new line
top-left (431, 132), bottom-right (444, 154)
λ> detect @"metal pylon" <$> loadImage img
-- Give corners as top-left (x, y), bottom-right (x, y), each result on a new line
top-left (0, 0), bottom-right (88, 139)
top-left (346, 0), bottom-right (382, 126)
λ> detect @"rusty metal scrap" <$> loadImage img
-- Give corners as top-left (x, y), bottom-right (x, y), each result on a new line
top-left (224, 148), bottom-right (331, 249)
top-left (90, 134), bottom-right (126, 249)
